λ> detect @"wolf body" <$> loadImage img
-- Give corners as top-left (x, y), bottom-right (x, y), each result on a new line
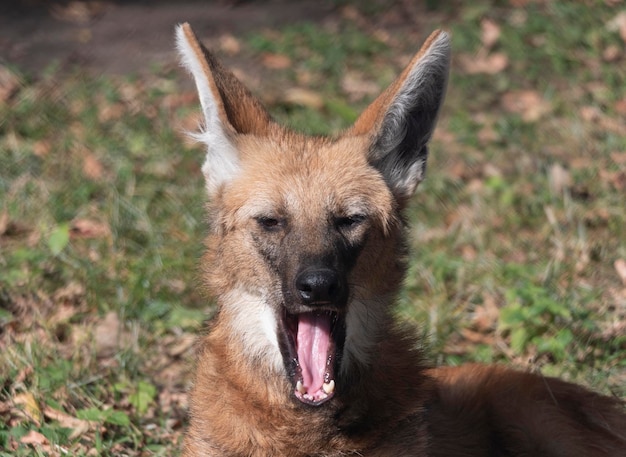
top-left (175, 23), bottom-right (626, 456)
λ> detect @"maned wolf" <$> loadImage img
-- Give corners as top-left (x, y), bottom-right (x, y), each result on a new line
top-left (175, 23), bottom-right (625, 456)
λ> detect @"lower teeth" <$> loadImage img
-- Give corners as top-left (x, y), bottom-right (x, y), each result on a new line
top-left (322, 380), bottom-right (335, 394)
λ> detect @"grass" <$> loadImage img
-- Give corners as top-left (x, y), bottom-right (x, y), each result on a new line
top-left (1, 1), bottom-right (625, 455)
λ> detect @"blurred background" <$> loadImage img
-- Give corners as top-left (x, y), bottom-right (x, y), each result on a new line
top-left (1, 1), bottom-right (625, 455)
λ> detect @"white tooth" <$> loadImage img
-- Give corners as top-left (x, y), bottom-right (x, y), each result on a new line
top-left (296, 381), bottom-right (306, 394)
top-left (322, 380), bottom-right (335, 394)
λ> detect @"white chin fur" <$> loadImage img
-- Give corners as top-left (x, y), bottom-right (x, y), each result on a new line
top-left (221, 289), bottom-right (283, 372)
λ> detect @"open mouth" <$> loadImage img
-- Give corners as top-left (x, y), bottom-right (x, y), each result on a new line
top-left (282, 310), bottom-right (345, 405)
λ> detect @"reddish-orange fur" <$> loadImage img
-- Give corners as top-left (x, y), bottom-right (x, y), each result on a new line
top-left (176, 23), bottom-right (625, 456)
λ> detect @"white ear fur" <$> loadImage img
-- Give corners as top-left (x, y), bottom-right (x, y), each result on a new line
top-left (371, 31), bottom-right (451, 200)
top-left (175, 24), bottom-right (240, 196)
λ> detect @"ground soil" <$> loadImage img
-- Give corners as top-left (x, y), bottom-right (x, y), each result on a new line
top-left (0, 0), bottom-right (336, 77)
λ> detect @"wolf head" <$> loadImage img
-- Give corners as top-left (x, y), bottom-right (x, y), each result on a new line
top-left (176, 23), bottom-right (450, 406)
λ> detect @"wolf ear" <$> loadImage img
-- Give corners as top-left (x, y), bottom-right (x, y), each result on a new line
top-left (352, 30), bottom-right (451, 203)
top-left (176, 23), bottom-right (273, 195)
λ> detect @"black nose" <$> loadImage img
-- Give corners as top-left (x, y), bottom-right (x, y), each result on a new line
top-left (295, 268), bottom-right (344, 305)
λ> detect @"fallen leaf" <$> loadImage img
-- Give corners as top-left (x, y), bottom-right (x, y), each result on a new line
top-left (0, 211), bottom-right (7, 235)
top-left (614, 97), bottom-right (626, 115)
top-left (549, 163), bottom-right (571, 195)
top-left (13, 392), bottom-right (42, 425)
top-left (167, 334), bottom-right (196, 358)
top-left (54, 281), bottom-right (85, 302)
top-left (477, 123), bottom-right (499, 144)
top-left (261, 53), bottom-right (291, 70)
top-left (501, 89), bottom-right (551, 122)
top-left (460, 244), bottom-right (477, 261)
top-left (219, 34), bottom-right (241, 55)
top-left (472, 294), bottom-right (500, 332)
top-left (602, 44), bottom-right (621, 62)
top-left (481, 19), bottom-right (501, 50)
top-left (0, 64), bottom-right (20, 103)
top-left (341, 71), bottom-right (379, 101)
top-left (458, 52), bottom-right (508, 75)
top-left (50, 1), bottom-right (109, 24)
top-left (44, 406), bottom-right (93, 439)
top-left (82, 151), bottom-right (105, 180)
top-left (461, 328), bottom-right (495, 344)
top-left (483, 163), bottom-right (502, 178)
top-left (601, 170), bottom-right (626, 192)
top-left (97, 102), bottom-right (125, 123)
top-left (611, 151), bottom-right (626, 164)
top-left (70, 218), bottom-right (111, 239)
top-left (606, 11), bottom-right (626, 43)
top-left (615, 259), bottom-right (626, 286)
top-left (95, 311), bottom-right (121, 358)
top-left (32, 140), bottom-right (51, 157)
top-left (282, 88), bottom-right (324, 109)
top-left (14, 366), bottom-right (34, 384)
top-left (19, 430), bottom-right (48, 446)
top-left (579, 105), bottom-right (602, 122)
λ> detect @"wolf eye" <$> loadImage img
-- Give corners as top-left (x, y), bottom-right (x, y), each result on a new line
top-left (335, 214), bottom-right (366, 230)
top-left (255, 216), bottom-right (282, 231)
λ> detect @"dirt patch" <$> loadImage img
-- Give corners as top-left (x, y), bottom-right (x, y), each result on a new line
top-left (0, 0), bottom-right (335, 76)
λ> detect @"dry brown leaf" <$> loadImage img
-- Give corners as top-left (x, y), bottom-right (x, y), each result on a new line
top-left (32, 140), bottom-right (51, 157)
top-left (481, 19), bottom-right (501, 50)
top-left (97, 102), bottom-right (125, 123)
top-left (70, 218), bottom-right (111, 239)
top-left (261, 53), bottom-right (291, 70)
top-left (483, 163), bottom-right (502, 178)
top-left (95, 311), bottom-right (121, 358)
top-left (477, 123), bottom-right (499, 144)
top-left (219, 34), bottom-right (241, 55)
top-left (50, 1), bottom-right (110, 23)
top-left (341, 71), bottom-right (379, 101)
top-left (283, 88), bottom-right (324, 109)
top-left (167, 334), bottom-right (196, 358)
top-left (606, 11), bottom-right (626, 43)
top-left (0, 211), bottom-right (8, 236)
top-left (0, 64), bottom-right (20, 103)
top-left (615, 259), bottom-right (626, 286)
top-left (460, 244), bottom-right (477, 261)
top-left (570, 156), bottom-right (593, 170)
top-left (82, 151), bottom-right (105, 180)
top-left (19, 430), bottom-right (48, 446)
top-left (461, 328), bottom-right (495, 345)
top-left (161, 91), bottom-right (197, 110)
top-left (614, 172), bottom-right (626, 191)
top-left (44, 406), bottom-right (93, 439)
top-left (458, 52), bottom-right (508, 75)
top-left (158, 390), bottom-right (189, 415)
top-left (579, 105), bottom-right (602, 122)
top-left (614, 97), bottom-right (626, 116)
top-left (472, 295), bottom-right (500, 333)
top-left (549, 163), bottom-right (571, 195)
top-left (501, 90), bottom-right (551, 122)
top-left (603, 44), bottom-right (622, 62)
top-left (610, 151), bottom-right (626, 164)
top-left (14, 366), bottom-right (34, 384)
top-left (13, 392), bottom-right (42, 425)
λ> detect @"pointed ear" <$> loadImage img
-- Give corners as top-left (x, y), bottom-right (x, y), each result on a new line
top-left (351, 30), bottom-right (451, 203)
top-left (175, 23), bottom-right (273, 195)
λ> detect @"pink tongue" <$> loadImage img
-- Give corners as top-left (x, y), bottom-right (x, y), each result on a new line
top-left (297, 313), bottom-right (331, 394)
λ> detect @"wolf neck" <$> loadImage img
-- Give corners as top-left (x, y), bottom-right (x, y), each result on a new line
top-left (190, 295), bottom-right (431, 454)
